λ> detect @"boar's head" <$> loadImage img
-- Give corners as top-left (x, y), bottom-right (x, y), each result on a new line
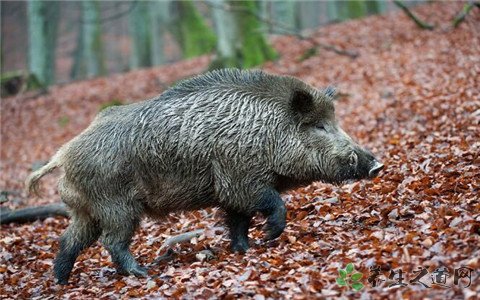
top-left (274, 84), bottom-right (383, 188)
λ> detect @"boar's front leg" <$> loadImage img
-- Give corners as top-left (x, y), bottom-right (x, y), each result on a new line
top-left (213, 163), bottom-right (286, 250)
top-left (225, 210), bottom-right (252, 253)
top-left (224, 189), bottom-right (286, 252)
top-left (256, 189), bottom-right (287, 242)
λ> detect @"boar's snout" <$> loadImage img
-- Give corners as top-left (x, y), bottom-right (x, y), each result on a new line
top-left (349, 147), bottom-right (383, 180)
top-left (368, 160), bottom-right (384, 178)
top-left (347, 151), bottom-right (383, 178)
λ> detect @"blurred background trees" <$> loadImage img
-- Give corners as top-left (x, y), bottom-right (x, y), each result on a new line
top-left (1, 0), bottom-right (423, 95)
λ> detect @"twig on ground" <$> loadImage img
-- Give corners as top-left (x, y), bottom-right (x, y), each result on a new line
top-left (310, 43), bottom-right (359, 59)
top-left (159, 227), bottom-right (224, 250)
top-left (394, 0), bottom-right (435, 30)
top-left (155, 227), bottom-right (224, 263)
top-left (160, 229), bottom-right (205, 250)
top-left (452, 2), bottom-right (480, 28)
top-left (0, 203), bottom-right (68, 224)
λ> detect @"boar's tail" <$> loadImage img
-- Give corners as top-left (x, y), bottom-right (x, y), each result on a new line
top-left (25, 146), bottom-right (67, 197)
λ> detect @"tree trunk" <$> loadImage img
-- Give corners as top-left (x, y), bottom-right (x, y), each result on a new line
top-left (272, 0), bottom-right (297, 34)
top-left (129, 1), bottom-right (152, 68)
top-left (258, 0), bottom-right (272, 34)
top-left (27, 0), bottom-right (60, 86)
top-left (327, 1), bottom-right (339, 22)
top-left (210, 0), bottom-right (277, 69)
top-left (149, 0), bottom-right (171, 66)
top-left (210, 0), bottom-right (237, 67)
top-left (71, 0), bottom-right (105, 79)
top-left (365, 0), bottom-right (386, 15)
top-left (70, 14), bottom-right (85, 80)
top-left (82, 0), bottom-right (105, 77)
top-left (297, 1), bottom-right (321, 31)
top-left (170, 0), bottom-right (216, 59)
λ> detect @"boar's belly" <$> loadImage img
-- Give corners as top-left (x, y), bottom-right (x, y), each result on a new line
top-left (141, 175), bottom-right (217, 216)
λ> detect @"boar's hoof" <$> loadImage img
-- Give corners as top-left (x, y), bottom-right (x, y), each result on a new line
top-left (231, 240), bottom-right (249, 254)
top-left (118, 265), bottom-right (148, 277)
top-left (263, 221), bottom-right (286, 242)
top-left (131, 265), bottom-right (148, 277)
top-left (56, 278), bottom-right (70, 286)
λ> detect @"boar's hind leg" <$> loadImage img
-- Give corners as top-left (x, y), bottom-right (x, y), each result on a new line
top-left (225, 210), bottom-right (252, 253)
top-left (100, 212), bottom-right (147, 277)
top-left (54, 212), bottom-right (102, 285)
top-left (256, 189), bottom-right (287, 242)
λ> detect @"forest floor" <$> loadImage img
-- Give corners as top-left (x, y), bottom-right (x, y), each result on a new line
top-left (1, 2), bottom-right (479, 299)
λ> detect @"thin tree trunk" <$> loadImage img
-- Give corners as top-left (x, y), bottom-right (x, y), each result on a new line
top-left (27, 0), bottom-right (60, 86)
top-left (365, 0), bottom-right (386, 15)
top-left (129, 1), bottom-right (152, 68)
top-left (70, 14), bottom-right (85, 80)
top-left (297, 1), bottom-right (320, 31)
top-left (258, 0), bottom-right (272, 34)
top-left (149, 0), bottom-right (170, 65)
top-left (327, 1), bottom-right (339, 22)
top-left (272, 0), bottom-right (296, 34)
top-left (71, 0), bottom-right (105, 79)
top-left (82, 0), bottom-right (106, 77)
top-left (211, 0), bottom-right (237, 66)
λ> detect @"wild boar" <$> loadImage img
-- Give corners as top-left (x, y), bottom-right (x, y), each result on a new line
top-left (26, 69), bottom-right (383, 284)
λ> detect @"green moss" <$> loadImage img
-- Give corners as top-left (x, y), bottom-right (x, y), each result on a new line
top-left (58, 116), bottom-right (70, 128)
top-left (99, 98), bottom-right (123, 111)
top-left (208, 56), bottom-right (240, 71)
top-left (298, 47), bottom-right (318, 62)
top-left (238, 0), bottom-right (277, 67)
top-left (175, 1), bottom-right (216, 59)
top-left (338, 0), bottom-right (367, 20)
top-left (209, 0), bottom-right (277, 70)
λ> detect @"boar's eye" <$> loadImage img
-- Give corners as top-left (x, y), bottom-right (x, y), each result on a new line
top-left (315, 123), bottom-right (326, 131)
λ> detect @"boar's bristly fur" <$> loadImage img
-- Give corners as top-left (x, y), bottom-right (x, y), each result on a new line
top-left (26, 69), bottom-right (383, 284)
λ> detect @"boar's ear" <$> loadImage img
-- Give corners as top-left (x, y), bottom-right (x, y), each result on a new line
top-left (291, 89), bottom-right (314, 115)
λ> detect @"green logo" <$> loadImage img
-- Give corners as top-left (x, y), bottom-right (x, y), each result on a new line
top-left (336, 263), bottom-right (364, 291)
